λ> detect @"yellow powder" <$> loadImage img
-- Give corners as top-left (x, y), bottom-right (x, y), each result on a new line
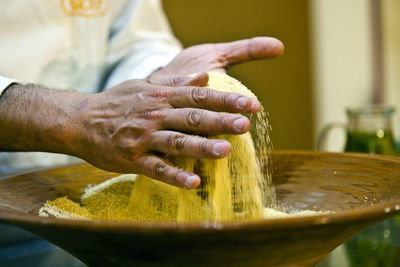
top-left (82, 179), bottom-right (134, 221)
top-left (127, 72), bottom-right (270, 222)
top-left (39, 197), bottom-right (91, 220)
top-left (39, 175), bottom-right (327, 221)
top-left (40, 73), bottom-right (279, 222)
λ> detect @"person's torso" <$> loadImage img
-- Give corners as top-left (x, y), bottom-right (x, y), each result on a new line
top-left (0, 0), bottom-right (137, 174)
top-left (0, 0), bottom-right (134, 93)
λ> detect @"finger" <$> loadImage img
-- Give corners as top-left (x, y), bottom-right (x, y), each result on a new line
top-left (149, 72), bottom-right (209, 87)
top-left (162, 108), bottom-right (250, 135)
top-left (216, 37), bottom-right (284, 66)
top-left (137, 155), bottom-right (201, 189)
top-left (150, 131), bottom-right (231, 159)
top-left (167, 86), bottom-right (260, 114)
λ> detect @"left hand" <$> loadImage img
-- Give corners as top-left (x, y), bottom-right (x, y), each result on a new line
top-left (150, 37), bottom-right (284, 80)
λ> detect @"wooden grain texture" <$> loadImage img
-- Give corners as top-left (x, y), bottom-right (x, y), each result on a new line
top-left (1, 151), bottom-right (400, 266)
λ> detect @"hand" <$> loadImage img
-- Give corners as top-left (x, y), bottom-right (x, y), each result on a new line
top-left (149, 37), bottom-right (284, 80)
top-left (0, 74), bottom-right (258, 188)
top-left (75, 73), bottom-right (259, 189)
top-left (0, 73), bottom-right (247, 189)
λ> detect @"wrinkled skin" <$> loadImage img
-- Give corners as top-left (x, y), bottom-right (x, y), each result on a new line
top-left (81, 36), bottom-right (284, 188)
top-left (0, 37), bottom-right (284, 189)
top-left (150, 37), bottom-right (284, 80)
top-left (80, 73), bottom-right (259, 189)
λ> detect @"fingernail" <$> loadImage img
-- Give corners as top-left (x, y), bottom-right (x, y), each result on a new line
top-left (212, 142), bottom-right (226, 157)
top-left (184, 176), bottom-right (198, 189)
top-left (236, 96), bottom-right (249, 109)
top-left (250, 99), bottom-right (260, 112)
top-left (233, 117), bottom-right (248, 132)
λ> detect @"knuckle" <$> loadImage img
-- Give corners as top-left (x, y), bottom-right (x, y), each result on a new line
top-left (169, 134), bottom-right (186, 152)
top-left (139, 110), bottom-right (166, 120)
top-left (191, 87), bottom-right (209, 105)
top-left (222, 93), bottom-right (229, 108)
top-left (171, 77), bottom-right (184, 86)
top-left (154, 161), bottom-right (168, 177)
top-left (217, 114), bottom-right (228, 129)
top-left (214, 44), bottom-right (230, 66)
top-left (199, 138), bottom-right (208, 153)
top-left (146, 87), bottom-right (168, 98)
top-left (187, 109), bottom-right (203, 127)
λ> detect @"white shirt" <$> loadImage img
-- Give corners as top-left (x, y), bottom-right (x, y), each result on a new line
top-left (0, 0), bottom-right (182, 174)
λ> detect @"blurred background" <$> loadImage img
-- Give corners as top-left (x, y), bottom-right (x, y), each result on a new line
top-left (1, 1), bottom-right (399, 266)
top-left (162, 2), bottom-right (400, 265)
top-left (164, 0), bottom-right (400, 152)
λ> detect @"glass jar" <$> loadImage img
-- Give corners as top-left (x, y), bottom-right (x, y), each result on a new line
top-left (344, 106), bottom-right (398, 155)
top-left (318, 105), bottom-right (400, 266)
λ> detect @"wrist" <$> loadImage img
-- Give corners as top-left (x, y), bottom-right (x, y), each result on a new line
top-left (0, 83), bottom-right (88, 156)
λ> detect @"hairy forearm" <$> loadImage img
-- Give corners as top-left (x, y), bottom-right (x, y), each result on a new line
top-left (0, 83), bottom-right (87, 155)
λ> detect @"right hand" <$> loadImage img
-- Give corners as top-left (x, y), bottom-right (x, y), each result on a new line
top-left (74, 73), bottom-right (260, 189)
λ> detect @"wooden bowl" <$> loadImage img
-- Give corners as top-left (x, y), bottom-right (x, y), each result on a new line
top-left (1, 151), bottom-right (400, 266)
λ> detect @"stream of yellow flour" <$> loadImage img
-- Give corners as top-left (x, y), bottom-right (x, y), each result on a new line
top-left (39, 73), bottom-right (321, 222)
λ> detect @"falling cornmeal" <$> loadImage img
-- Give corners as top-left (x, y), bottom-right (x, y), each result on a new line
top-left (2, 152), bottom-right (400, 266)
top-left (2, 74), bottom-right (400, 266)
top-left (39, 72), bottom-right (322, 222)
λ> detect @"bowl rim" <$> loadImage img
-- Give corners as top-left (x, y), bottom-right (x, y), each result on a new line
top-left (1, 150), bottom-right (400, 234)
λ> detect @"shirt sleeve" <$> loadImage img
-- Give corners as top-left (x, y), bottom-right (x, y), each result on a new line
top-left (103, 0), bottom-right (182, 90)
top-left (0, 76), bottom-right (16, 98)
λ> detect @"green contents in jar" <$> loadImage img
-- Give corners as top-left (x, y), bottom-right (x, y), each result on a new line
top-left (343, 107), bottom-right (400, 267)
top-left (344, 130), bottom-right (399, 156)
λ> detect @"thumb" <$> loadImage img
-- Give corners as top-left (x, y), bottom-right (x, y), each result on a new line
top-left (149, 72), bottom-right (209, 87)
top-left (216, 37), bottom-right (284, 66)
